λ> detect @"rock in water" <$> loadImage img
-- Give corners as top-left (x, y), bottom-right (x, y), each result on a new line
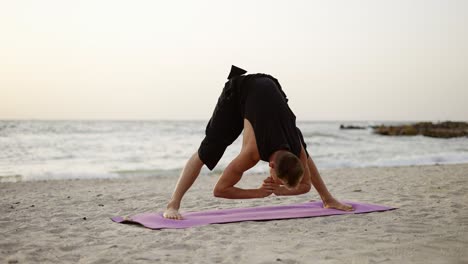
top-left (340, 124), bottom-right (367, 130)
top-left (373, 121), bottom-right (468, 138)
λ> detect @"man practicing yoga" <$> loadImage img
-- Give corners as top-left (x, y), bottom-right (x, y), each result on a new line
top-left (164, 65), bottom-right (353, 219)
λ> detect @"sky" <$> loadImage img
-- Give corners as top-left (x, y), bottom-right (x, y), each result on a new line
top-left (1, 0), bottom-right (467, 121)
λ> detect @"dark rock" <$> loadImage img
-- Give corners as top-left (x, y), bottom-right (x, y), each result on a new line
top-left (423, 128), bottom-right (467, 138)
top-left (83, 217), bottom-right (87, 220)
top-left (373, 121), bottom-right (468, 138)
top-left (374, 125), bottom-right (418, 136)
top-left (30, 205), bottom-right (35, 207)
top-left (98, 204), bottom-right (104, 207)
top-left (340, 124), bottom-right (366, 130)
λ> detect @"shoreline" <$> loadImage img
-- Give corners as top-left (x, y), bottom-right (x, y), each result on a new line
top-left (1, 163), bottom-right (467, 263)
top-left (3, 161), bottom-right (468, 184)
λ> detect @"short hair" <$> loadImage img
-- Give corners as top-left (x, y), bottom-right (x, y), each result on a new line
top-left (275, 151), bottom-right (304, 188)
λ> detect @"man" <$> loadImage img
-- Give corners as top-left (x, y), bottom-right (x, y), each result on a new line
top-left (164, 65), bottom-right (353, 220)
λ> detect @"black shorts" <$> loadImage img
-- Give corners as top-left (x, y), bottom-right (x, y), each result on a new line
top-left (198, 80), bottom-right (244, 170)
top-left (198, 75), bottom-right (309, 170)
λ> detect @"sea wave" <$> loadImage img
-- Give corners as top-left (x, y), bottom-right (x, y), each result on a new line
top-left (1, 120), bottom-right (467, 182)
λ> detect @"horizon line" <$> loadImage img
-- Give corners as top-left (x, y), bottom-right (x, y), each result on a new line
top-left (0, 118), bottom-right (466, 123)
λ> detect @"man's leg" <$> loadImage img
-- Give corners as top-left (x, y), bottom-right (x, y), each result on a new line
top-left (164, 76), bottom-right (244, 219)
top-left (307, 157), bottom-right (354, 211)
top-left (164, 152), bottom-right (204, 219)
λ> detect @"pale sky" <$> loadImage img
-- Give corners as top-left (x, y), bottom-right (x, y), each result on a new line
top-left (1, 0), bottom-right (467, 121)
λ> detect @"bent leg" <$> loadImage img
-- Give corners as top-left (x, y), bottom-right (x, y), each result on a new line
top-left (164, 152), bottom-right (204, 219)
top-left (307, 157), bottom-right (354, 211)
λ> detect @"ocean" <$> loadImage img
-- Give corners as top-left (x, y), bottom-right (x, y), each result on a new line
top-left (1, 120), bottom-right (467, 182)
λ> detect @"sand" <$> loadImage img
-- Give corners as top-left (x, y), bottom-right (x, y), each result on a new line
top-left (1, 163), bottom-right (467, 264)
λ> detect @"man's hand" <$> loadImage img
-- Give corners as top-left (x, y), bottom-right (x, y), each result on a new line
top-left (163, 207), bottom-right (183, 220)
top-left (323, 197), bottom-right (354, 211)
top-left (261, 177), bottom-right (281, 196)
top-left (256, 177), bottom-right (277, 198)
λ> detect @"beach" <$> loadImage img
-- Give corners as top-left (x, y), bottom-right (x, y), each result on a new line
top-left (1, 163), bottom-right (467, 264)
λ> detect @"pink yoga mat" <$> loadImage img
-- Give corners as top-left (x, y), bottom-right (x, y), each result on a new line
top-left (111, 201), bottom-right (395, 230)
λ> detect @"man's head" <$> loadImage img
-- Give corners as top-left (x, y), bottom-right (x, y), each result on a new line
top-left (269, 151), bottom-right (304, 188)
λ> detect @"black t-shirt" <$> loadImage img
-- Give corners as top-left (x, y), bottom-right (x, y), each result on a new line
top-left (240, 75), bottom-right (302, 161)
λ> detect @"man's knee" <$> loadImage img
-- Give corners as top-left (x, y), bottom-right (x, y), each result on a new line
top-left (197, 140), bottom-right (226, 170)
top-left (188, 152), bottom-right (204, 168)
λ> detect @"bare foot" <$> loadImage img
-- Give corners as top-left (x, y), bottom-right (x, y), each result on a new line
top-left (323, 198), bottom-right (354, 211)
top-left (163, 207), bottom-right (183, 220)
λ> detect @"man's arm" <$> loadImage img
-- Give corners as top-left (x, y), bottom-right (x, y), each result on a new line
top-left (213, 150), bottom-right (271, 199)
top-left (276, 144), bottom-right (354, 211)
top-left (306, 155), bottom-right (354, 211)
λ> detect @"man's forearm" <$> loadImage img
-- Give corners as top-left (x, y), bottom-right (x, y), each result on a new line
top-left (275, 183), bottom-right (311, 196)
top-left (214, 186), bottom-right (266, 199)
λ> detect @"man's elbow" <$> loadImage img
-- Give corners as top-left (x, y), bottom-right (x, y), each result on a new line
top-left (213, 187), bottom-right (227, 198)
top-left (301, 183), bottom-right (312, 194)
